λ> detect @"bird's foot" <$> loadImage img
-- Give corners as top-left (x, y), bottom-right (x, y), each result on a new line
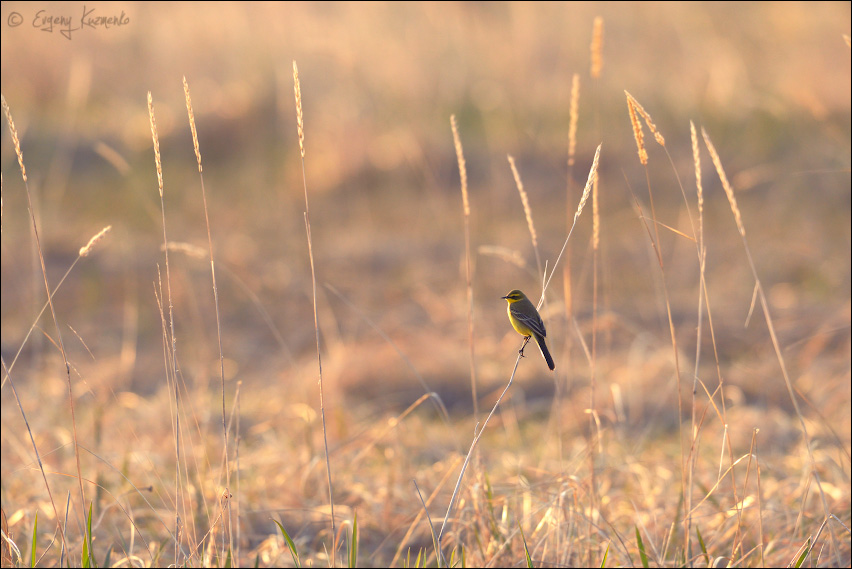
top-left (518, 336), bottom-right (531, 357)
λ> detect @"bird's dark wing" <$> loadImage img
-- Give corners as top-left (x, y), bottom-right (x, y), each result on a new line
top-left (510, 306), bottom-right (547, 337)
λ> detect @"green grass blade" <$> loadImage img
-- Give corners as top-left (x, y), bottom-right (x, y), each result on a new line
top-left (792, 537), bottom-right (811, 568)
top-left (599, 541), bottom-right (610, 568)
top-left (349, 511), bottom-right (358, 568)
top-left (273, 519), bottom-right (301, 568)
top-left (30, 511), bottom-right (37, 568)
top-left (696, 526), bottom-right (709, 565)
top-left (87, 502), bottom-right (97, 568)
top-left (635, 526), bottom-right (649, 569)
top-left (518, 522), bottom-right (533, 568)
top-left (81, 502), bottom-right (94, 568)
top-left (483, 473), bottom-right (502, 541)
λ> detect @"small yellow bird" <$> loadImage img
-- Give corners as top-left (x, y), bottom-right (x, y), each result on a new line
top-left (502, 289), bottom-right (555, 371)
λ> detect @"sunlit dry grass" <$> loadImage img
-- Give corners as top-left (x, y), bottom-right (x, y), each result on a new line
top-left (2, 2), bottom-right (850, 568)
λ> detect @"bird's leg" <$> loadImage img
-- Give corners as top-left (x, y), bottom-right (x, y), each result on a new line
top-left (518, 335), bottom-right (531, 357)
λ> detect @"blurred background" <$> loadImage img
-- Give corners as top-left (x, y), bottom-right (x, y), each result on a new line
top-left (1, 2), bottom-right (850, 566)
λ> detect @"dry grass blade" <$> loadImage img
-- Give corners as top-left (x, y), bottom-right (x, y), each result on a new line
top-left (3, 95), bottom-right (82, 560)
top-left (701, 128), bottom-right (744, 237)
top-left (148, 90), bottom-right (185, 564)
top-left (626, 96), bottom-right (648, 165)
top-left (147, 93), bottom-right (164, 198)
top-left (451, 115), bottom-right (469, 217)
top-left (1, 96), bottom-right (27, 182)
top-left (508, 154), bottom-right (544, 282)
top-left (625, 91), bottom-right (665, 146)
top-left (293, 61), bottom-right (305, 158)
top-left (508, 155), bottom-right (538, 251)
top-left (574, 143), bottom-right (600, 223)
top-left (701, 126), bottom-right (841, 566)
top-left (79, 225), bottom-right (112, 257)
top-left (183, 77), bottom-right (202, 173)
top-left (451, 114), bottom-right (478, 419)
top-left (592, 172), bottom-right (600, 250)
top-left (293, 59), bottom-right (336, 567)
top-left (2, 10), bottom-right (847, 566)
top-left (183, 75), bottom-right (234, 562)
top-left (540, 142), bottom-right (601, 303)
top-left (690, 121), bottom-right (704, 250)
top-left (437, 342), bottom-right (530, 558)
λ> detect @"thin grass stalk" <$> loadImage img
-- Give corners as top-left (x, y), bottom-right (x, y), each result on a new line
top-left (437, 146), bottom-right (600, 563)
top-left (235, 379), bottom-right (242, 563)
top-left (539, 143), bottom-right (600, 303)
top-left (755, 432), bottom-right (765, 567)
top-left (183, 76), bottom-right (234, 562)
top-left (701, 127), bottom-right (839, 564)
top-left (3, 95), bottom-right (84, 559)
top-left (734, 429), bottom-right (760, 562)
top-left (581, 75), bottom-right (604, 557)
top-left (3, 226), bottom-right (111, 385)
top-left (147, 91), bottom-right (185, 565)
top-left (625, 93), bottom-right (690, 557)
top-left (293, 60), bottom-right (336, 566)
top-left (626, 177), bottom-right (693, 558)
top-left (220, 377), bottom-right (249, 559)
top-left (183, 490), bottom-right (233, 564)
top-left (557, 79), bottom-right (581, 554)
top-left (682, 118), bottom-right (730, 562)
top-left (437, 337), bottom-right (531, 557)
top-left (508, 154), bottom-right (543, 280)
top-left (0, 225), bottom-right (110, 556)
top-left (155, 266), bottom-right (187, 561)
top-left (588, 170), bottom-right (600, 524)
top-left (75, 446), bottom-right (165, 559)
top-left (390, 455), bottom-right (462, 567)
top-left (641, 124), bottom-right (727, 567)
top-left (451, 115), bottom-right (479, 421)
top-left (686, 120), bottom-right (705, 562)
top-left (412, 480), bottom-right (443, 567)
top-left (0, 358), bottom-right (69, 557)
top-left (61, 492), bottom-right (70, 566)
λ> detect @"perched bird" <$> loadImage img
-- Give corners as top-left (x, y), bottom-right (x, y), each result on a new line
top-left (501, 289), bottom-right (555, 371)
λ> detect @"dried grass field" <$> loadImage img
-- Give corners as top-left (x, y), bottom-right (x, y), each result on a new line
top-left (1, 2), bottom-right (850, 567)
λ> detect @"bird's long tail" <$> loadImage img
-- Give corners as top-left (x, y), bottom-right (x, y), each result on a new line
top-left (534, 334), bottom-right (555, 371)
